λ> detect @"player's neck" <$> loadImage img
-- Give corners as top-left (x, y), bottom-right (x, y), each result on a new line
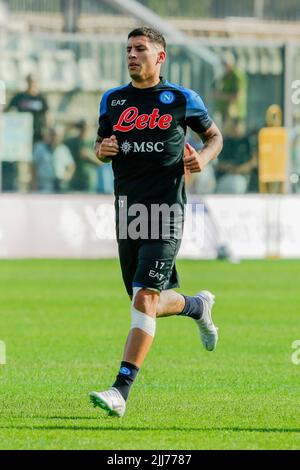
top-left (27, 88), bottom-right (38, 96)
top-left (131, 76), bottom-right (161, 89)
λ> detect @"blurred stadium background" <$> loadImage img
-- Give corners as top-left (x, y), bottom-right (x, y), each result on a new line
top-left (0, 0), bottom-right (300, 259)
top-left (1, 0), bottom-right (300, 452)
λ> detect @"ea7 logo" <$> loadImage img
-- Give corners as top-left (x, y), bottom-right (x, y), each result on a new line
top-left (149, 270), bottom-right (164, 281)
top-left (112, 99), bottom-right (126, 106)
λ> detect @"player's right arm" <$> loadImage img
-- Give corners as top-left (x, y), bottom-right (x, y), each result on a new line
top-left (183, 88), bottom-right (223, 173)
top-left (95, 90), bottom-right (119, 163)
top-left (94, 134), bottom-right (119, 163)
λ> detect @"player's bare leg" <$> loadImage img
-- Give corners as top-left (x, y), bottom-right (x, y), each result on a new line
top-left (90, 288), bottom-right (159, 417)
top-left (156, 289), bottom-right (185, 317)
top-left (123, 289), bottom-right (159, 367)
top-left (157, 289), bottom-right (218, 351)
top-left (89, 287), bottom-right (218, 416)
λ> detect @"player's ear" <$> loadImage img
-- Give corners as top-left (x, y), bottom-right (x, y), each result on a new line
top-left (157, 50), bottom-right (166, 64)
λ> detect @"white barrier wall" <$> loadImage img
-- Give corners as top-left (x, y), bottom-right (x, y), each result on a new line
top-left (1, 194), bottom-right (300, 259)
top-left (204, 195), bottom-right (300, 259)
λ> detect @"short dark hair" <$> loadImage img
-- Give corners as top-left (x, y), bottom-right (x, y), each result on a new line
top-left (128, 27), bottom-right (166, 51)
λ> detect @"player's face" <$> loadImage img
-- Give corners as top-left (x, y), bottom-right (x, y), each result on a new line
top-left (126, 36), bottom-right (165, 82)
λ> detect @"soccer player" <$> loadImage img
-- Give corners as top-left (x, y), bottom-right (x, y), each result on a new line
top-left (90, 27), bottom-right (223, 417)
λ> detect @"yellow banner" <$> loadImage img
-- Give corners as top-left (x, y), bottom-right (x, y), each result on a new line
top-left (258, 127), bottom-right (288, 183)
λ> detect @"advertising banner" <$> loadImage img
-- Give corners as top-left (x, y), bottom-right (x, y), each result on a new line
top-left (1, 194), bottom-right (300, 259)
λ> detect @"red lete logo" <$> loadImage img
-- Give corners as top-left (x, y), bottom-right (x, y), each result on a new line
top-left (113, 107), bottom-right (172, 132)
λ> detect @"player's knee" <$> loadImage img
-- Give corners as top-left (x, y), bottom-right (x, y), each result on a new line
top-left (131, 288), bottom-right (157, 337)
top-left (133, 288), bottom-right (159, 316)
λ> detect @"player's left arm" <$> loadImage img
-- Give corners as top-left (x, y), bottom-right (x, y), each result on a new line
top-left (184, 122), bottom-right (223, 173)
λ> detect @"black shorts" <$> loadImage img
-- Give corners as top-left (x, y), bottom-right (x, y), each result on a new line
top-left (117, 237), bottom-right (182, 296)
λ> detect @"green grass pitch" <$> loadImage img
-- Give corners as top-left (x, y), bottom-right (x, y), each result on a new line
top-left (0, 259), bottom-right (299, 450)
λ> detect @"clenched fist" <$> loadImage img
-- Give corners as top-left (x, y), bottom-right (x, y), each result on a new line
top-left (184, 142), bottom-right (206, 173)
top-left (95, 135), bottom-right (119, 162)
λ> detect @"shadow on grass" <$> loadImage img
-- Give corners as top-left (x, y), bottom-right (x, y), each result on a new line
top-left (0, 424), bottom-right (299, 434)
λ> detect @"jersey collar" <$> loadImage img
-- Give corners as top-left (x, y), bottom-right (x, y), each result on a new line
top-left (128, 76), bottom-right (165, 91)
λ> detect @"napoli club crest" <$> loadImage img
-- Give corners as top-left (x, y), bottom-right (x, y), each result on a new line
top-left (159, 91), bottom-right (175, 104)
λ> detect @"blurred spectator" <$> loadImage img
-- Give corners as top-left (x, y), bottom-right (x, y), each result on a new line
top-left (1, 162), bottom-right (16, 192)
top-left (185, 130), bottom-right (217, 195)
top-left (96, 163), bottom-right (114, 194)
top-left (5, 74), bottom-right (49, 192)
top-left (33, 128), bottom-right (75, 193)
top-left (5, 74), bottom-right (49, 144)
top-left (216, 118), bottom-right (257, 194)
top-left (65, 119), bottom-right (100, 192)
top-left (247, 127), bottom-right (259, 192)
top-left (212, 52), bottom-right (247, 126)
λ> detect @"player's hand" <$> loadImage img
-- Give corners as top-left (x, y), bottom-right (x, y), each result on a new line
top-left (95, 135), bottom-right (119, 160)
top-left (184, 143), bottom-right (206, 173)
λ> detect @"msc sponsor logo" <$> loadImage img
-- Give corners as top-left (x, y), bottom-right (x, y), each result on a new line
top-left (159, 91), bottom-right (175, 104)
top-left (120, 140), bottom-right (164, 154)
top-left (113, 107), bottom-right (173, 132)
